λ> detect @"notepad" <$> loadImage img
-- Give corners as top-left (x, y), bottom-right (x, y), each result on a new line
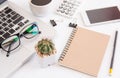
top-left (58, 27), bottom-right (110, 76)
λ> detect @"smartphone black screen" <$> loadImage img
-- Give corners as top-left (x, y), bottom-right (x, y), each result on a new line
top-left (86, 6), bottom-right (120, 24)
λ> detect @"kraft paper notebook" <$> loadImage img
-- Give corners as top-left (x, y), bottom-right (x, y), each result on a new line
top-left (58, 27), bottom-right (110, 76)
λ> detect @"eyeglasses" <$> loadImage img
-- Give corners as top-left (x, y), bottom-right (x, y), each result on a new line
top-left (0, 23), bottom-right (41, 57)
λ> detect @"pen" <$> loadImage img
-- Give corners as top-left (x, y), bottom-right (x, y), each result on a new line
top-left (109, 31), bottom-right (118, 76)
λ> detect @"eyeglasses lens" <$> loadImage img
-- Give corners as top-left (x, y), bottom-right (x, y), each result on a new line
top-left (22, 24), bottom-right (39, 38)
top-left (1, 36), bottom-right (20, 52)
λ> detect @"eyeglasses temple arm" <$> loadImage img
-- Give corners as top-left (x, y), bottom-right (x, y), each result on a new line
top-left (6, 40), bottom-right (14, 57)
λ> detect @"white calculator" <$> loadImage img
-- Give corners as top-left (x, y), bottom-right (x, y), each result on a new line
top-left (56, 0), bottom-right (81, 18)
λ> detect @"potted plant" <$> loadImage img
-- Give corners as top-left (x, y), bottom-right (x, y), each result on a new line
top-left (35, 38), bottom-right (56, 68)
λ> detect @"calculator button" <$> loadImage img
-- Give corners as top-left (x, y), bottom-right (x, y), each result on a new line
top-left (56, 0), bottom-right (81, 18)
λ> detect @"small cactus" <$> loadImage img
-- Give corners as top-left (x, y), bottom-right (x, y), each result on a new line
top-left (35, 39), bottom-right (56, 57)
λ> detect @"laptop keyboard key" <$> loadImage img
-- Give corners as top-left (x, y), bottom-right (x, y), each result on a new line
top-left (11, 14), bottom-right (20, 20)
top-left (0, 37), bottom-right (4, 43)
top-left (6, 14), bottom-right (11, 18)
top-left (0, 26), bottom-right (3, 30)
top-left (13, 16), bottom-right (24, 24)
top-left (8, 24), bottom-right (14, 28)
top-left (0, 21), bottom-right (2, 24)
top-left (11, 11), bottom-right (16, 15)
top-left (5, 8), bottom-right (12, 14)
top-left (2, 23), bottom-right (7, 27)
top-left (3, 27), bottom-right (9, 31)
top-left (0, 13), bottom-right (5, 17)
top-left (0, 30), bottom-right (4, 35)
top-left (7, 19), bottom-right (12, 23)
top-left (3, 32), bottom-right (10, 39)
top-left (9, 29), bottom-right (15, 34)
top-left (15, 27), bottom-right (20, 30)
top-left (18, 22), bottom-right (24, 27)
top-left (4, 7), bottom-right (9, 10)
top-left (2, 17), bottom-right (7, 21)
top-left (24, 20), bottom-right (29, 24)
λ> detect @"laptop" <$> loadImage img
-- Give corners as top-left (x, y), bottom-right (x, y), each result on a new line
top-left (0, 0), bottom-right (55, 78)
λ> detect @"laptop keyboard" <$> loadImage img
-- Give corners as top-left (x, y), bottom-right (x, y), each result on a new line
top-left (0, 7), bottom-right (30, 43)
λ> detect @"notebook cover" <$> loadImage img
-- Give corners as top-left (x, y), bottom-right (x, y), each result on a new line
top-left (59, 27), bottom-right (110, 76)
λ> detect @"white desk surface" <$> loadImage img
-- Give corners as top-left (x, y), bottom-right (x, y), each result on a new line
top-left (9, 0), bottom-right (120, 78)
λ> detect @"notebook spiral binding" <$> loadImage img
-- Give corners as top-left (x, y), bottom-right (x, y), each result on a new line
top-left (59, 28), bottom-right (78, 61)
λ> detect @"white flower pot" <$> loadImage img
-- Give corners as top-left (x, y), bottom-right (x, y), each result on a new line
top-left (39, 54), bottom-right (55, 68)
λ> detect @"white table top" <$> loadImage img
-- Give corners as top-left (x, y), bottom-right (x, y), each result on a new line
top-left (9, 0), bottom-right (120, 78)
